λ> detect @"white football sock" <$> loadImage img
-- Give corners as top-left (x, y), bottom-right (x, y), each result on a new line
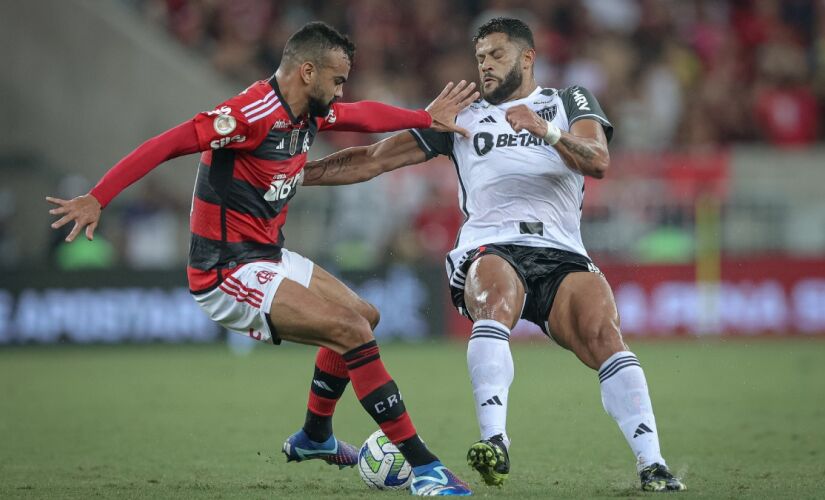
top-left (467, 319), bottom-right (514, 448)
top-left (599, 351), bottom-right (666, 470)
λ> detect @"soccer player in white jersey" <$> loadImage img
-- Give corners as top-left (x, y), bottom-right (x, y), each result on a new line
top-left (299, 17), bottom-right (685, 492)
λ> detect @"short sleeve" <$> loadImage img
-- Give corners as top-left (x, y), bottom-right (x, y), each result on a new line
top-left (558, 86), bottom-right (614, 143)
top-left (408, 128), bottom-right (454, 160)
top-left (191, 87), bottom-right (274, 151)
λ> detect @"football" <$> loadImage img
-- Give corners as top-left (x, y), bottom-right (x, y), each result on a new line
top-left (357, 430), bottom-right (413, 490)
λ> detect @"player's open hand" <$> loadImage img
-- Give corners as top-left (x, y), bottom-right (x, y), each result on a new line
top-left (46, 194), bottom-right (102, 243)
top-left (505, 104), bottom-right (548, 138)
top-left (426, 80), bottom-right (480, 138)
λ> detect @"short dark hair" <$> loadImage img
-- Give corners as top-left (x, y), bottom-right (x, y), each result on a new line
top-left (473, 17), bottom-right (535, 49)
top-left (282, 21), bottom-right (356, 67)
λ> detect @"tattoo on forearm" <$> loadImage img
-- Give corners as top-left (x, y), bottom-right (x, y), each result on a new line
top-left (304, 153), bottom-right (354, 182)
top-left (559, 137), bottom-right (596, 161)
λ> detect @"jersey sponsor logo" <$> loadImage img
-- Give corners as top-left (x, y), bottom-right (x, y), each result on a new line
top-left (206, 106), bottom-right (232, 116)
top-left (473, 131), bottom-right (550, 156)
top-left (301, 133), bottom-right (311, 153)
top-left (210, 134), bottom-right (246, 149)
top-left (325, 108), bottom-right (337, 124)
top-left (263, 172), bottom-right (300, 202)
top-left (473, 132), bottom-right (495, 156)
top-left (536, 105), bottom-right (557, 122)
top-left (272, 119), bottom-right (290, 129)
top-left (572, 88), bottom-right (591, 111)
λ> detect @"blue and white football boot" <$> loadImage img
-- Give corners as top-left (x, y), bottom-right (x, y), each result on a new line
top-left (282, 429), bottom-right (358, 469)
top-left (410, 461), bottom-right (472, 496)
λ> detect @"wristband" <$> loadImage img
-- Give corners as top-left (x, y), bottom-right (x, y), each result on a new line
top-left (543, 120), bottom-right (561, 145)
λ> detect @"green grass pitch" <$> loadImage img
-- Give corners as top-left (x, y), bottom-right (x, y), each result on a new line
top-left (1, 339), bottom-right (824, 498)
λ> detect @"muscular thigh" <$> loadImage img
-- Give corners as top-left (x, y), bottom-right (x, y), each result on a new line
top-left (547, 271), bottom-right (625, 368)
top-left (268, 277), bottom-right (370, 353)
top-left (464, 254), bottom-right (525, 328)
top-left (308, 264), bottom-right (379, 327)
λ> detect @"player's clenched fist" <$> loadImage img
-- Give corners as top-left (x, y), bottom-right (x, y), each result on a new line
top-left (505, 104), bottom-right (547, 137)
top-left (506, 104), bottom-right (561, 146)
top-left (46, 194), bottom-right (102, 242)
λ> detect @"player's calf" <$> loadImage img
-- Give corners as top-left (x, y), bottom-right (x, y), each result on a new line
top-left (567, 319), bottom-right (626, 370)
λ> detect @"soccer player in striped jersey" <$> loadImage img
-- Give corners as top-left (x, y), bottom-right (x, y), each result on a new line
top-left (47, 21), bottom-right (476, 496)
top-left (299, 17), bottom-right (685, 493)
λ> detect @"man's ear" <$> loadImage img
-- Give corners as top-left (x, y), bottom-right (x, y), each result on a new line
top-left (299, 61), bottom-right (316, 85)
top-left (522, 47), bottom-right (536, 70)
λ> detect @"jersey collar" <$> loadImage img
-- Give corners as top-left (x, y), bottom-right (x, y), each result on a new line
top-left (267, 75), bottom-right (300, 125)
top-left (481, 86), bottom-right (543, 109)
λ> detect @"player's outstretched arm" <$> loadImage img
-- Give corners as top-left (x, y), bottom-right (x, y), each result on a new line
top-left (46, 120), bottom-right (201, 242)
top-left (505, 105), bottom-right (610, 178)
top-left (302, 132), bottom-right (427, 186)
top-left (321, 81), bottom-right (478, 135)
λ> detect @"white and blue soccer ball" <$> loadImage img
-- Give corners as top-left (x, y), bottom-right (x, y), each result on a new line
top-left (358, 430), bottom-right (412, 490)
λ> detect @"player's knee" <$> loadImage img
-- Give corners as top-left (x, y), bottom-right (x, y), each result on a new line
top-left (330, 308), bottom-right (374, 351)
top-left (467, 294), bottom-right (519, 325)
top-left (580, 320), bottom-right (624, 365)
top-left (360, 301), bottom-right (380, 330)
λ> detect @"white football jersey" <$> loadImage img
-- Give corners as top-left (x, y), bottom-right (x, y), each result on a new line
top-left (410, 85), bottom-right (613, 279)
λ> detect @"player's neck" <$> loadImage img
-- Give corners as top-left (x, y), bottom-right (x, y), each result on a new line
top-left (499, 76), bottom-right (538, 104)
top-left (273, 69), bottom-right (309, 118)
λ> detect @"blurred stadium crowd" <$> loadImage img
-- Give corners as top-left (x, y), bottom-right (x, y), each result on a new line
top-left (3, 0), bottom-right (824, 271)
top-left (138, 0), bottom-right (824, 150)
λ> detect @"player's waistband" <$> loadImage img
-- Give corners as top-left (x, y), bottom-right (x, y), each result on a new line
top-left (187, 259), bottom-right (282, 294)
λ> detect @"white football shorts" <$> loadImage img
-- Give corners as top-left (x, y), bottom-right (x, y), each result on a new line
top-left (192, 249), bottom-right (314, 344)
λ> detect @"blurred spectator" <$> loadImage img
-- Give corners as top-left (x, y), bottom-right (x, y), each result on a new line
top-left (753, 37), bottom-right (820, 146)
top-left (411, 184), bottom-right (464, 262)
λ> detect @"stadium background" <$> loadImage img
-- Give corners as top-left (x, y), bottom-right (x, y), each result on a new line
top-left (1, 1), bottom-right (824, 498)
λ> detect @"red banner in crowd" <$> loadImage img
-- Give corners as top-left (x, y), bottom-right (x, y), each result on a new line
top-left (448, 257), bottom-right (825, 339)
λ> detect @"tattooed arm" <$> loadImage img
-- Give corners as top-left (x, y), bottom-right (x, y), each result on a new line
top-left (302, 132), bottom-right (428, 186)
top-left (553, 119), bottom-right (610, 178)
top-left (505, 105), bottom-right (610, 179)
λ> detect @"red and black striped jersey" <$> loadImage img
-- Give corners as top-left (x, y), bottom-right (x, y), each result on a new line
top-left (187, 78), bottom-right (431, 292)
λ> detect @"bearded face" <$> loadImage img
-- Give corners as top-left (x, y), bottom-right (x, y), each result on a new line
top-left (482, 59), bottom-right (523, 105)
top-left (308, 80), bottom-right (336, 118)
